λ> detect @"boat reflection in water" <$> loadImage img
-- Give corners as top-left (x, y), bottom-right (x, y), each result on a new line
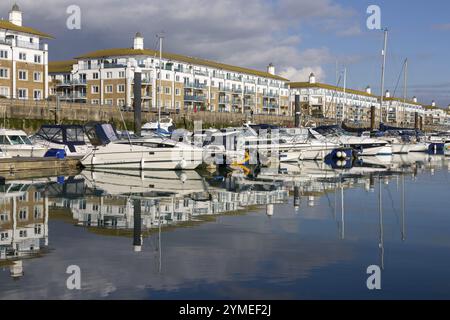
top-left (0, 154), bottom-right (449, 298)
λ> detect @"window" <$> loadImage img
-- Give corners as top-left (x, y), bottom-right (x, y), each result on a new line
top-left (104, 99), bottom-right (113, 105)
top-left (117, 84), bottom-right (125, 93)
top-left (91, 99), bottom-right (100, 104)
top-left (93, 72), bottom-right (99, 79)
top-left (0, 213), bottom-right (8, 222)
top-left (1, 232), bottom-right (9, 240)
top-left (165, 87), bottom-right (171, 95)
top-left (106, 72), bottom-right (113, 79)
top-left (33, 90), bottom-right (42, 100)
top-left (0, 87), bottom-right (9, 97)
top-left (0, 68), bottom-right (9, 79)
top-left (34, 206), bottom-right (43, 219)
top-left (175, 88), bottom-right (180, 96)
top-left (92, 204), bottom-right (99, 211)
top-left (34, 55), bottom-right (41, 63)
top-left (19, 52), bottom-right (26, 61)
top-left (19, 230), bottom-right (27, 238)
top-left (117, 99), bottom-right (125, 106)
top-left (18, 70), bottom-right (27, 80)
top-left (105, 85), bottom-right (113, 93)
top-left (175, 101), bottom-right (180, 109)
top-left (91, 85), bottom-right (99, 94)
top-left (18, 89), bottom-right (27, 99)
top-left (35, 225), bottom-right (42, 235)
top-left (33, 72), bottom-right (42, 82)
top-left (0, 50), bottom-right (8, 59)
top-left (175, 75), bottom-right (180, 82)
top-left (19, 209), bottom-right (27, 220)
top-left (165, 74), bottom-right (170, 80)
top-left (119, 71), bottom-right (125, 78)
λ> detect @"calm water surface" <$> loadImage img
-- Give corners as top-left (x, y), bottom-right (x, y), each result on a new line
top-left (1, 154), bottom-right (450, 299)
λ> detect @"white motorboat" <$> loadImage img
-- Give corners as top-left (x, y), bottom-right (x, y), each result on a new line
top-left (30, 125), bottom-right (92, 157)
top-left (313, 126), bottom-right (392, 156)
top-left (81, 124), bottom-right (203, 170)
top-left (0, 129), bottom-right (48, 157)
top-left (82, 169), bottom-right (207, 196)
top-left (142, 117), bottom-right (175, 137)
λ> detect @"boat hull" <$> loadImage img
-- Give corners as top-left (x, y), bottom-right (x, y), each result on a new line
top-left (81, 147), bottom-right (203, 170)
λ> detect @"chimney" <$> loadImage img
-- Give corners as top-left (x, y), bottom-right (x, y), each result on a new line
top-left (133, 32), bottom-right (144, 50)
top-left (365, 86), bottom-right (372, 95)
top-left (267, 63), bottom-right (275, 75)
top-left (309, 73), bottom-right (316, 84)
top-left (9, 3), bottom-right (22, 26)
top-left (385, 90), bottom-right (391, 98)
top-left (412, 96), bottom-right (418, 103)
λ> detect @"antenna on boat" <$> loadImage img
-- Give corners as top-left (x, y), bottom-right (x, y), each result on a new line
top-left (379, 28), bottom-right (388, 126)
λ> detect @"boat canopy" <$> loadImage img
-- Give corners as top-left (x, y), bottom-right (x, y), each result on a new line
top-left (84, 123), bottom-right (119, 146)
top-left (35, 125), bottom-right (86, 145)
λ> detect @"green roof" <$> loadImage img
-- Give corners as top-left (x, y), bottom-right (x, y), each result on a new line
top-left (75, 48), bottom-right (288, 81)
top-left (289, 82), bottom-right (376, 98)
top-left (49, 60), bottom-right (76, 73)
top-left (384, 97), bottom-right (422, 106)
top-left (0, 20), bottom-right (53, 39)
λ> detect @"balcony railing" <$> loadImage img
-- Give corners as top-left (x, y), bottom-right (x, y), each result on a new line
top-left (263, 92), bottom-right (279, 98)
top-left (57, 79), bottom-right (87, 86)
top-left (184, 82), bottom-right (207, 89)
top-left (0, 38), bottom-right (47, 50)
top-left (232, 88), bottom-right (243, 94)
top-left (227, 75), bottom-right (242, 81)
top-left (194, 70), bottom-right (209, 77)
top-left (263, 103), bottom-right (279, 109)
top-left (103, 63), bottom-right (127, 69)
top-left (184, 95), bottom-right (206, 102)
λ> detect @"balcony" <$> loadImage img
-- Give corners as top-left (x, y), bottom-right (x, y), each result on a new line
top-left (232, 99), bottom-right (242, 105)
top-left (184, 82), bottom-right (207, 89)
top-left (57, 79), bottom-right (87, 87)
top-left (227, 75), bottom-right (242, 81)
top-left (263, 103), bottom-right (279, 109)
top-left (0, 38), bottom-right (47, 50)
top-left (244, 89), bottom-right (255, 95)
top-left (194, 70), bottom-right (209, 77)
top-left (103, 63), bottom-right (127, 69)
top-left (218, 87), bottom-right (231, 92)
top-left (218, 98), bottom-right (230, 104)
top-left (184, 95), bottom-right (206, 102)
top-left (258, 79), bottom-right (268, 85)
top-left (263, 92), bottom-right (279, 98)
top-left (232, 88), bottom-right (243, 94)
top-left (244, 100), bottom-right (255, 106)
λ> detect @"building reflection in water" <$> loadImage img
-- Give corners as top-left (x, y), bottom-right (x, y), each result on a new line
top-left (0, 181), bottom-right (49, 279)
top-left (0, 154), bottom-right (448, 278)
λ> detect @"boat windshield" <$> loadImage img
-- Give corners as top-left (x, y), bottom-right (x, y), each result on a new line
top-left (8, 135), bottom-right (32, 145)
top-left (314, 126), bottom-right (346, 136)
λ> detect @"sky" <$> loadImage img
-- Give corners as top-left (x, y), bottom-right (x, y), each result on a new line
top-left (1, 0), bottom-right (449, 107)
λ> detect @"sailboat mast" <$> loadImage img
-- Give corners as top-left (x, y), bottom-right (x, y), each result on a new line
top-left (380, 28), bottom-right (388, 125)
top-left (403, 58), bottom-right (408, 125)
top-left (158, 34), bottom-right (163, 124)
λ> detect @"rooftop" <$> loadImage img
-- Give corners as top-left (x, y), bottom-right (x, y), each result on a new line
top-left (49, 60), bottom-right (76, 73)
top-left (74, 48), bottom-right (288, 81)
top-left (289, 82), bottom-right (376, 98)
top-left (0, 20), bottom-right (53, 39)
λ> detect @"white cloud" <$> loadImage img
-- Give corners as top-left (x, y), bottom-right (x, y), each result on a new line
top-left (280, 66), bottom-right (325, 82)
top-left (0, 0), bottom-right (361, 81)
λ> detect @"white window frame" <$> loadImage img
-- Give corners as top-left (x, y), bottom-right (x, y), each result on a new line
top-left (18, 70), bottom-right (28, 81)
top-left (91, 85), bottom-right (99, 94)
top-left (117, 84), bottom-right (125, 93)
top-left (105, 85), bottom-right (113, 93)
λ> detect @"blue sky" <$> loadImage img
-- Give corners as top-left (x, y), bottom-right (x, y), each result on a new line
top-left (1, 0), bottom-right (448, 106)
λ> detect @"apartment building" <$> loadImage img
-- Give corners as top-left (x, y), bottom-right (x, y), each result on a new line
top-left (0, 4), bottom-right (52, 101)
top-left (289, 73), bottom-right (439, 127)
top-left (290, 73), bottom-right (380, 123)
top-left (424, 101), bottom-right (450, 126)
top-left (49, 33), bottom-right (290, 115)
